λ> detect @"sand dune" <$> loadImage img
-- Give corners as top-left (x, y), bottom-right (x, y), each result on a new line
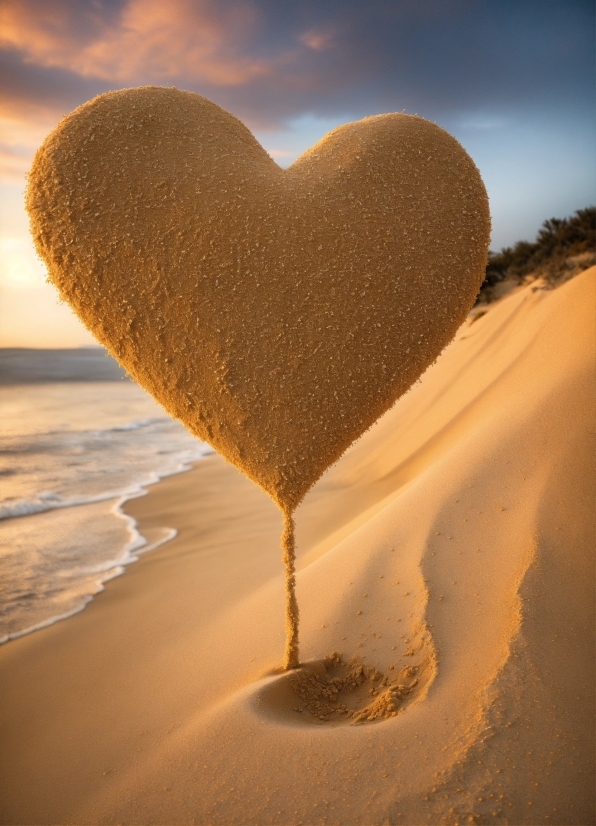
top-left (0, 268), bottom-right (593, 825)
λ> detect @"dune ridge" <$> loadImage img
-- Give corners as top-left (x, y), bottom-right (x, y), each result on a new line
top-left (0, 268), bottom-right (593, 825)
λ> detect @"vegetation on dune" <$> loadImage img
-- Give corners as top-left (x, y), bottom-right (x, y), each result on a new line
top-left (477, 206), bottom-right (595, 302)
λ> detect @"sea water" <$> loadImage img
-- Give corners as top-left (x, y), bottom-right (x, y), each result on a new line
top-left (0, 356), bottom-right (210, 644)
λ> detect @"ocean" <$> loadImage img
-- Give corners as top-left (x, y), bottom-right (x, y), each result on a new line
top-left (0, 348), bottom-right (210, 644)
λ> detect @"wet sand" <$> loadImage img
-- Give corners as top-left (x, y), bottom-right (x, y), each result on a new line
top-left (0, 268), bottom-right (594, 825)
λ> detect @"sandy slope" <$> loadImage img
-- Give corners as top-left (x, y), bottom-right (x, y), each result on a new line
top-left (0, 268), bottom-right (593, 826)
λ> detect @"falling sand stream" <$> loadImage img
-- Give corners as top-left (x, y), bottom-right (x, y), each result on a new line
top-left (25, 85), bottom-right (490, 684)
top-left (281, 510), bottom-right (300, 669)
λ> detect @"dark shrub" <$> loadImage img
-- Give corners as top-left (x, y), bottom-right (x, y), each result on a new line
top-left (477, 206), bottom-right (595, 302)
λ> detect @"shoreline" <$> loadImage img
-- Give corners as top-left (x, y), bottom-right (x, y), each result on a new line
top-left (0, 373), bottom-right (213, 645)
top-left (0, 491), bottom-right (178, 645)
top-left (0, 270), bottom-right (593, 825)
top-left (0, 456), bottom-right (205, 645)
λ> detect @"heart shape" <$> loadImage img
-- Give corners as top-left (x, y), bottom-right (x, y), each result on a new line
top-left (27, 87), bottom-right (490, 514)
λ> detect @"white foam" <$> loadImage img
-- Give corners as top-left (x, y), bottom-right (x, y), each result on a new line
top-left (0, 445), bottom-right (213, 521)
top-left (0, 515), bottom-right (178, 645)
top-left (0, 380), bottom-right (215, 644)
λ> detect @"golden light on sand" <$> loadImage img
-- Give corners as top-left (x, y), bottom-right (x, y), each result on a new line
top-left (26, 87), bottom-right (489, 669)
top-left (1, 266), bottom-right (593, 823)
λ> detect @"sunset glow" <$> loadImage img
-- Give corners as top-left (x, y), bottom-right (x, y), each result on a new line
top-left (0, 0), bottom-right (594, 346)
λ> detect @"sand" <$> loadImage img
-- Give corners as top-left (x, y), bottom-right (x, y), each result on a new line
top-left (27, 87), bottom-right (491, 664)
top-left (0, 268), bottom-right (594, 825)
top-left (26, 87), bottom-right (489, 513)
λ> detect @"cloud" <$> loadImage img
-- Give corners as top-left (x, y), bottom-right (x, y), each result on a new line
top-left (0, 47), bottom-right (107, 182)
top-left (266, 148), bottom-right (295, 159)
top-left (0, 0), bottom-right (273, 85)
top-left (0, 0), bottom-right (593, 182)
top-left (298, 27), bottom-right (337, 52)
top-left (1, 0), bottom-right (593, 131)
top-left (0, 59), bottom-right (90, 185)
top-left (0, 0), bottom-right (593, 344)
top-left (0, 143), bottom-right (34, 184)
top-left (0, 100), bottom-right (68, 185)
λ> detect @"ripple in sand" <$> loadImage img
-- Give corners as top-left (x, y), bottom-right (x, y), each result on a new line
top-left (254, 651), bottom-right (432, 727)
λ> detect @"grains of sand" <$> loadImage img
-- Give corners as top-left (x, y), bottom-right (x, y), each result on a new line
top-left (26, 87), bottom-right (490, 668)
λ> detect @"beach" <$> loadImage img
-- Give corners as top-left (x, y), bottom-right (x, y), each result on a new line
top-left (0, 354), bottom-right (210, 643)
top-left (0, 268), bottom-right (594, 824)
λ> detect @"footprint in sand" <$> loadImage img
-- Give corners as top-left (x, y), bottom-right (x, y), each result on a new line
top-left (254, 645), bottom-right (436, 727)
top-left (28, 86), bottom-right (489, 671)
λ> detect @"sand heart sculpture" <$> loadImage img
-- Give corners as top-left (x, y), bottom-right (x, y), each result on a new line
top-left (27, 86), bottom-right (490, 668)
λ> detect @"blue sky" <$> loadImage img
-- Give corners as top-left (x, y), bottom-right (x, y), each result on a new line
top-left (0, 0), bottom-right (594, 345)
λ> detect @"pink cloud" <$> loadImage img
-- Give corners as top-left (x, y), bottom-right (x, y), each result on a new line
top-left (0, 144), bottom-right (31, 184)
top-left (298, 28), bottom-right (336, 52)
top-left (0, 108), bottom-right (63, 185)
top-left (0, 0), bottom-right (272, 85)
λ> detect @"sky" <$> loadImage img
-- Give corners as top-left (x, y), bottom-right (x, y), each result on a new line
top-left (0, 0), bottom-right (594, 347)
